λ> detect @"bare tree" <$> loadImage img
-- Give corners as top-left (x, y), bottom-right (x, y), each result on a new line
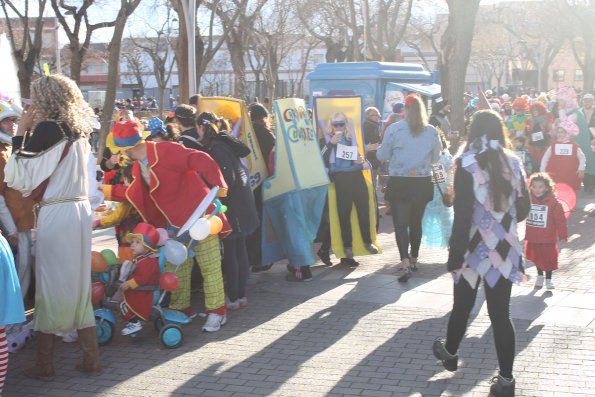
top-left (1, 0), bottom-right (48, 98)
top-left (98, 0), bottom-right (143, 158)
top-left (50, 0), bottom-right (116, 84)
top-left (561, 0), bottom-right (595, 92)
top-left (121, 42), bottom-right (149, 97)
top-left (404, 6), bottom-right (444, 70)
top-left (439, 0), bottom-right (481, 136)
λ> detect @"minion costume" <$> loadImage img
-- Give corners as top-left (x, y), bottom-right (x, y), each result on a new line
top-left (108, 120), bottom-right (231, 329)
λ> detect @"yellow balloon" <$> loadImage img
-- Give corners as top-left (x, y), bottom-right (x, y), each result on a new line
top-left (209, 216), bottom-right (223, 235)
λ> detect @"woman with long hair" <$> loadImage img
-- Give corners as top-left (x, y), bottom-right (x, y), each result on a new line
top-left (5, 75), bottom-right (101, 380)
top-left (377, 94), bottom-right (442, 281)
top-left (195, 112), bottom-right (258, 309)
top-left (432, 110), bottom-right (530, 397)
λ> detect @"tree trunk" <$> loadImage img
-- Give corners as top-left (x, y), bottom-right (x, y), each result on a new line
top-left (17, 69), bottom-right (32, 99)
top-left (173, 0), bottom-right (189, 104)
top-left (158, 85), bottom-right (165, 117)
top-left (70, 47), bottom-right (83, 84)
top-left (228, 37), bottom-right (246, 99)
top-left (440, 0), bottom-right (481, 141)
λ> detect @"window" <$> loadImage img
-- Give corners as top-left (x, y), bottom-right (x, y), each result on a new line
top-left (574, 69), bottom-right (583, 81)
top-left (553, 69), bottom-right (565, 82)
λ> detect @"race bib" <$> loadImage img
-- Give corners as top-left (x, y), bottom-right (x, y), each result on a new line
top-left (336, 143), bottom-right (358, 161)
top-left (531, 131), bottom-right (544, 142)
top-left (432, 164), bottom-right (446, 184)
top-left (555, 143), bottom-right (573, 156)
top-left (515, 150), bottom-right (526, 162)
top-left (527, 204), bottom-right (548, 228)
top-left (515, 130), bottom-right (525, 138)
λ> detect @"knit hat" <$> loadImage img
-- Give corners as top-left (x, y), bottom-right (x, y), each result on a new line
top-left (0, 101), bottom-right (20, 121)
top-left (109, 120), bottom-right (144, 152)
top-left (392, 102), bottom-right (404, 114)
top-left (125, 222), bottom-right (160, 252)
top-left (433, 97), bottom-right (447, 112)
top-left (174, 104), bottom-right (196, 122)
top-left (558, 120), bottom-right (579, 137)
top-left (147, 117), bottom-right (166, 136)
top-left (249, 103), bottom-right (268, 121)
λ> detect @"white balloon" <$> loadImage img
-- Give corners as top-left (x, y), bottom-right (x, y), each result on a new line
top-left (164, 240), bottom-right (188, 265)
top-left (189, 218), bottom-right (211, 241)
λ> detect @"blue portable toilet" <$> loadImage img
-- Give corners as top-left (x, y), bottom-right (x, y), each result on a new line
top-left (307, 62), bottom-right (441, 119)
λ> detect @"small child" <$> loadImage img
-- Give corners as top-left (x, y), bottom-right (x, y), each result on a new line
top-left (513, 136), bottom-right (534, 175)
top-left (525, 173), bottom-right (568, 289)
top-left (119, 223), bottom-right (160, 335)
top-left (540, 120), bottom-right (586, 191)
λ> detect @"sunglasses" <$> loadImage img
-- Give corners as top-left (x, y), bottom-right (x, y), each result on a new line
top-left (332, 121), bottom-right (346, 127)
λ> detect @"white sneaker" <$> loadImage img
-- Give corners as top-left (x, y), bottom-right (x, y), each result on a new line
top-left (202, 313), bottom-right (227, 332)
top-left (238, 297), bottom-right (248, 308)
top-left (121, 320), bottom-right (142, 336)
top-left (546, 279), bottom-right (555, 289)
top-left (534, 275), bottom-right (544, 288)
top-left (61, 330), bottom-right (78, 343)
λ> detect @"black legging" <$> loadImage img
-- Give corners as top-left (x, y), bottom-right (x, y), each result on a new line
top-left (333, 172), bottom-right (371, 247)
top-left (445, 277), bottom-right (515, 379)
top-left (222, 236), bottom-right (249, 302)
top-left (389, 198), bottom-right (428, 260)
top-left (537, 269), bottom-right (553, 279)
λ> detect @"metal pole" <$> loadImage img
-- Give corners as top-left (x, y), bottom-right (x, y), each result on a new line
top-left (181, 0), bottom-right (197, 96)
top-left (55, 24), bottom-right (62, 74)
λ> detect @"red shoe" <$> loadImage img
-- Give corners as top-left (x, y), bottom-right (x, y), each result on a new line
top-left (180, 307), bottom-right (198, 319)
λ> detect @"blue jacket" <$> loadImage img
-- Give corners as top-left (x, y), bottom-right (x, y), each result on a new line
top-left (376, 120), bottom-right (442, 177)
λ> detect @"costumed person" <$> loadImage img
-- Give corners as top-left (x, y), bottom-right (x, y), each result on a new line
top-left (0, 231), bottom-right (25, 395)
top-left (540, 120), bottom-right (585, 191)
top-left (195, 112), bottom-right (258, 309)
top-left (175, 104), bottom-right (204, 151)
top-left (4, 75), bottom-right (101, 380)
top-left (512, 136), bottom-right (534, 176)
top-left (109, 118), bottom-right (232, 332)
top-left (247, 103), bottom-right (276, 272)
top-left (557, 86), bottom-right (595, 192)
top-left (433, 110), bottom-right (530, 397)
top-left (118, 223), bottom-right (160, 335)
top-left (527, 101), bottom-right (553, 169)
top-left (525, 173), bottom-right (567, 290)
top-left (421, 136), bottom-right (454, 249)
top-left (377, 94), bottom-right (442, 282)
top-left (145, 117), bottom-right (171, 142)
top-left (0, 100), bottom-right (35, 298)
top-left (363, 107), bottom-right (382, 188)
top-left (320, 112), bottom-right (378, 261)
top-left (506, 97), bottom-right (530, 143)
top-left (578, 93), bottom-right (595, 192)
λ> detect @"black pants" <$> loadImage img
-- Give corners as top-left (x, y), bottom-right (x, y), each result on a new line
top-left (390, 198), bottom-right (428, 261)
top-left (583, 173), bottom-right (595, 191)
top-left (333, 172), bottom-right (371, 247)
top-left (537, 269), bottom-right (553, 279)
top-left (317, 200), bottom-right (332, 253)
top-left (246, 186), bottom-right (264, 266)
top-left (222, 236), bottom-right (249, 302)
top-left (445, 277), bottom-right (515, 379)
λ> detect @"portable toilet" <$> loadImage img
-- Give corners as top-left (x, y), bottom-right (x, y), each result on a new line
top-left (307, 62), bottom-right (441, 119)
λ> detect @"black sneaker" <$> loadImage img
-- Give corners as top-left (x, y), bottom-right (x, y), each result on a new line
top-left (432, 338), bottom-right (458, 371)
top-left (317, 249), bottom-right (333, 266)
top-left (340, 258), bottom-right (360, 267)
top-left (251, 263), bottom-right (273, 273)
top-left (398, 267), bottom-right (412, 282)
top-left (285, 266), bottom-right (313, 282)
top-left (489, 375), bottom-right (515, 397)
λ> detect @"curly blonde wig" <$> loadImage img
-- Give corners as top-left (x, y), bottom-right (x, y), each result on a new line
top-left (326, 112), bottom-right (354, 139)
top-left (30, 75), bottom-right (96, 135)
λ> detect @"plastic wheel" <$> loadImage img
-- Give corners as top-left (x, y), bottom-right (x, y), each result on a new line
top-left (95, 316), bottom-right (114, 345)
top-left (159, 324), bottom-right (183, 349)
top-left (154, 317), bottom-right (165, 333)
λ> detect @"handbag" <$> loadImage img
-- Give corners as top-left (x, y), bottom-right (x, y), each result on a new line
top-left (432, 168), bottom-right (454, 207)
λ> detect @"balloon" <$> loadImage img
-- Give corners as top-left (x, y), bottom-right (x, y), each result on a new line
top-left (556, 183), bottom-right (576, 219)
top-left (209, 216), bottom-right (223, 235)
top-left (164, 240), bottom-right (188, 265)
top-left (100, 249), bottom-right (118, 265)
top-left (159, 272), bottom-right (180, 292)
top-left (118, 246), bottom-right (134, 263)
top-left (189, 218), bottom-right (211, 241)
top-left (156, 228), bottom-right (169, 246)
top-left (91, 282), bottom-right (106, 306)
top-left (91, 251), bottom-right (108, 272)
top-left (220, 205), bottom-right (228, 213)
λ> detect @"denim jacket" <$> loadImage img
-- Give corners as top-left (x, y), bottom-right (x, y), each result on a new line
top-left (376, 120), bottom-right (442, 177)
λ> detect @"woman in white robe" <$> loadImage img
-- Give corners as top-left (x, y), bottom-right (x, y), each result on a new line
top-left (4, 75), bottom-right (101, 380)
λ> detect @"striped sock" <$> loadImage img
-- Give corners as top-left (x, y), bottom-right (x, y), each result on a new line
top-left (0, 326), bottom-right (7, 395)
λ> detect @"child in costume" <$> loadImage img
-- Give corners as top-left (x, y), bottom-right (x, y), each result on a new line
top-left (119, 223), bottom-right (160, 335)
top-left (540, 120), bottom-right (586, 191)
top-left (525, 173), bottom-right (567, 289)
top-left (506, 97), bottom-right (530, 143)
top-left (421, 139), bottom-right (454, 249)
top-left (0, 232), bottom-right (26, 394)
top-left (513, 136), bottom-right (534, 176)
top-left (527, 101), bottom-right (553, 168)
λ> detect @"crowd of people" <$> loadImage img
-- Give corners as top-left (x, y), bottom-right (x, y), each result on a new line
top-left (0, 72), bottom-right (593, 397)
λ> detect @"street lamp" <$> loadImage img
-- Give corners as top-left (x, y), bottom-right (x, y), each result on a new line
top-left (180, 0), bottom-right (197, 96)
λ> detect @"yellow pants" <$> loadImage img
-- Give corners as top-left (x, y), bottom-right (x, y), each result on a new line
top-left (165, 235), bottom-right (225, 312)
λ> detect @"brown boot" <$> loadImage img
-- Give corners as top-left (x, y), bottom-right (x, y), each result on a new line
top-left (75, 327), bottom-right (102, 375)
top-left (23, 332), bottom-right (55, 381)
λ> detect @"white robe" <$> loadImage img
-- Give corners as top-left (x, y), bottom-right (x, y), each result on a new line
top-left (5, 138), bottom-right (95, 333)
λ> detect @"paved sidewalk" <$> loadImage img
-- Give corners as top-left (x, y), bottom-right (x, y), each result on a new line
top-left (3, 193), bottom-right (595, 396)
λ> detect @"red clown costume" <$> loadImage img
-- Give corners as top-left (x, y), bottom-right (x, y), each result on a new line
top-left (109, 121), bottom-right (231, 332)
top-left (121, 223), bottom-right (160, 321)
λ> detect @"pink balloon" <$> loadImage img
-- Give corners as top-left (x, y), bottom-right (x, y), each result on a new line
top-left (555, 183), bottom-right (576, 219)
top-left (156, 228), bottom-right (169, 246)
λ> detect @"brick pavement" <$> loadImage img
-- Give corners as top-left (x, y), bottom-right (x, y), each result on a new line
top-left (3, 192), bottom-right (595, 396)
